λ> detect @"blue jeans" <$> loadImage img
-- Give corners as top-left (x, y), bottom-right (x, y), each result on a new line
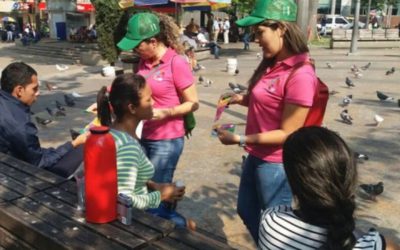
top-left (141, 137), bottom-right (184, 183)
top-left (146, 202), bottom-right (187, 228)
top-left (237, 154), bottom-right (292, 243)
top-left (243, 33), bottom-right (250, 50)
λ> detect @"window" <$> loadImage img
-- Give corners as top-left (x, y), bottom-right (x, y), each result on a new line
top-left (336, 18), bottom-right (347, 24)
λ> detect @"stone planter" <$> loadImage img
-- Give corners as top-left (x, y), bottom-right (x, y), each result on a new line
top-left (372, 29), bottom-right (386, 40)
top-left (359, 29), bottom-right (372, 40)
top-left (81, 51), bottom-right (107, 66)
top-left (385, 29), bottom-right (399, 39)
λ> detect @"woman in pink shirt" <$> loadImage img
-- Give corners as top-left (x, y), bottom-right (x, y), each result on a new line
top-left (117, 12), bottom-right (198, 226)
top-left (216, 0), bottom-right (317, 243)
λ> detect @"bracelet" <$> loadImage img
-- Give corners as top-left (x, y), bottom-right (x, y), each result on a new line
top-left (239, 135), bottom-right (246, 147)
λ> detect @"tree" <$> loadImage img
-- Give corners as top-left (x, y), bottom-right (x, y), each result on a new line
top-left (90, 0), bottom-right (123, 64)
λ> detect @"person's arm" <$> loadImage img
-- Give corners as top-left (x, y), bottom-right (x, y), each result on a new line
top-left (117, 143), bottom-right (161, 210)
top-left (11, 121), bottom-right (74, 168)
top-left (385, 237), bottom-right (400, 250)
top-left (218, 69), bottom-right (316, 146)
top-left (217, 103), bottom-right (310, 146)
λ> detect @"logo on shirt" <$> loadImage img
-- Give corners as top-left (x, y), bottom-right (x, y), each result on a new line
top-left (264, 78), bottom-right (279, 93)
top-left (153, 70), bottom-right (165, 81)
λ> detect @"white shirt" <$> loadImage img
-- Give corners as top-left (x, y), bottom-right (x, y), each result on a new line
top-left (259, 205), bottom-right (385, 250)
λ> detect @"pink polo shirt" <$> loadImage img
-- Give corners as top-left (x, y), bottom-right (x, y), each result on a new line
top-left (245, 53), bottom-right (317, 163)
top-left (137, 48), bottom-right (194, 140)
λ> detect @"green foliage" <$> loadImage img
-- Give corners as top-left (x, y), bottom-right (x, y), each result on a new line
top-left (231, 0), bottom-right (256, 16)
top-left (91, 0), bottom-right (123, 64)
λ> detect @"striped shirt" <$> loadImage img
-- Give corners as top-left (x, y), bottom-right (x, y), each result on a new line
top-left (259, 205), bottom-right (385, 250)
top-left (110, 129), bottom-right (161, 209)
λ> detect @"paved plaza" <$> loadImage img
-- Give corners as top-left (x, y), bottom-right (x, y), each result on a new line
top-left (0, 41), bottom-right (399, 249)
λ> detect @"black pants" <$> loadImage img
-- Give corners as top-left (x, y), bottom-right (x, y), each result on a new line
top-left (49, 145), bottom-right (84, 178)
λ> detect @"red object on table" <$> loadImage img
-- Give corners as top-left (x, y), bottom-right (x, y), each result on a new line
top-left (84, 126), bottom-right (117, 223)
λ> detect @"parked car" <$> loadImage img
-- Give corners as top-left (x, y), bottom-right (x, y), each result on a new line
top-left (317, 15), bottom-right (365, 34)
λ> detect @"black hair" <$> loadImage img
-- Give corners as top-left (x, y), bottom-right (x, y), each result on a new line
top-left (283, 126), bottom-right (357, 250)
top-left (1, 62), bottom-right (37, 93)
top-left (97, 73), bottom-right (146, 126)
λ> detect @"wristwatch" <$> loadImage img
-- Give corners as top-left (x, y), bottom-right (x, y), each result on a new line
top-left (239, 135), bottom-right (246, 147)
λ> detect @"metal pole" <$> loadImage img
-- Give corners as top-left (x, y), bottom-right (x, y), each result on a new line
top-left (350, 0), bottom-right (361, 53)
top-left (330, 0), bottom-right (336, 15)
top-left (366, 0), bottom-right (372, 29)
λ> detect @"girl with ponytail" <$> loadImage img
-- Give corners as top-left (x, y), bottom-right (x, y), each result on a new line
top-left (258, 126), bottom-right (398, 250)
top-left (96, 73), bottom-right (194, 229)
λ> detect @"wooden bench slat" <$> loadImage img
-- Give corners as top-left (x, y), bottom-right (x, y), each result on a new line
top-left (151, 237), bottom-right (196, 250)
top-left (0, 225), bottom-right (36, 250)
top-left (0, 152), bottom-right (65, 185)
top-left (30, 192), bottom-right (147, 249)
top-left (0, 163), bottom-right (51, 191)
top-left (58, 180), bottom-right (176, 236)
top-left (46, 185), bottom-right (167, 242)
top-left (0, 172), bottom-right (38, 197)
top-left (12, 197), bottom-right (127, 250)
top-left (0, 203), bottom-right (86, 250)
top-left (169, 229), bottom-right (234, 250)
top-left (0, 186), bottom-right (21, 203)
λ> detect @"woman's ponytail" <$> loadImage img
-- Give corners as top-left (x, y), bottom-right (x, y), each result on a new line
top-left (96, 86), bottom-right (112, 126)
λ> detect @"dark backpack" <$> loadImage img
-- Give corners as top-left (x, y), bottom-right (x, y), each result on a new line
top-left (285, 61), bottom-right (329, 127)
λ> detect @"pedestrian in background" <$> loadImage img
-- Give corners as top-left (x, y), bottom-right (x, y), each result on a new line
top-left (216, 0), bottom-right (317, 243)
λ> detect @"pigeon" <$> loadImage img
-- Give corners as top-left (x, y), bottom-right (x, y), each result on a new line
top-left (326, 62), bottom-right (333, 69)
top-left (350, 64), bottom-right (360, 73)
top-left (354, 71), bottom-right (363, 78)
top-left (345, 77), bottom-right (355, 87)
top-left (228, 82), bottom-right (241, 93)
top-left (256, 53), bottom-right (261, 59)
top-left (70, 129), bottom-right (80, 140)
top-left (198, 75), bottom-right (205, 85)
top-left (340, 109), bottom-right (353, 125)
top-left (385, 67), bottom-right (395, 75)
top-left (329, 90), bottom-right (339, 96)
top-left (374, 114), bottom-right (384, 126)
top-left (235, 69), bottom-right (239, 75)
top-left (339, 95), bottom-right (353, 107)
top-left (71, 91), bottom-right (83, 98)
top-left (46, 107), bottom-right (66, 117)
top-left (360, 182), bottom-right (384, 199)
top-left (56, 64), bottom-right (69, 71)
top-left (237, 84), bottom-right (248, 92)
top-left (204, 80), bottom-right (212, 87)
top-left (376, 91), bottom-right (394, 101)
top-left (45, 82), bottom-right (58, 91)
top-left (35, 116), bottom-right (52, 125)
top-left (360, 62), bottom-right (371, 71)
top-left (64, 94), bottom-right (75, 107)
top-left (55, 100), bottom-right (66, 111)
top-left (355, 152), bottom-right (369, 162)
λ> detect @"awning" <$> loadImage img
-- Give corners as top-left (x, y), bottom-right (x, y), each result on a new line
top-left (183, 1), bottom-right (230, 11)
top-left (77, 3), bottom-right (94, 12)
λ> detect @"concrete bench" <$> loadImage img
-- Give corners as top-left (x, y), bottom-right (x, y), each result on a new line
top-left (330, 28), bottom-right (400, 49)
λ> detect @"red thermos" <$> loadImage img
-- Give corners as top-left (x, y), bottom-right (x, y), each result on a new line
top-left (84, 126), bottom-right (117, 223)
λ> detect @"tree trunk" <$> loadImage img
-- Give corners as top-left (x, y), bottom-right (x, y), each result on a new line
top-left (307, 0), bottom-right (319, 41)
top-left (350, 0), bottom-right (361, 53)
top-left (296, 0), bottom-right (309, 36)
top-left (386, 4), bottom-right (393, 28)
top-left (366, 0), bottom-right (372, 29)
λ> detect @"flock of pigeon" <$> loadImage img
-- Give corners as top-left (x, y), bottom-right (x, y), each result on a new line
top-left (327, 61), bottom-right (398, 200)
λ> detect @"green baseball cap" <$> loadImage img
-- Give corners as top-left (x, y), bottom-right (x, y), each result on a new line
top-left (117, 13), bottom-right (160, 51)
top-left (236, 0), bottom-right (297, 27)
